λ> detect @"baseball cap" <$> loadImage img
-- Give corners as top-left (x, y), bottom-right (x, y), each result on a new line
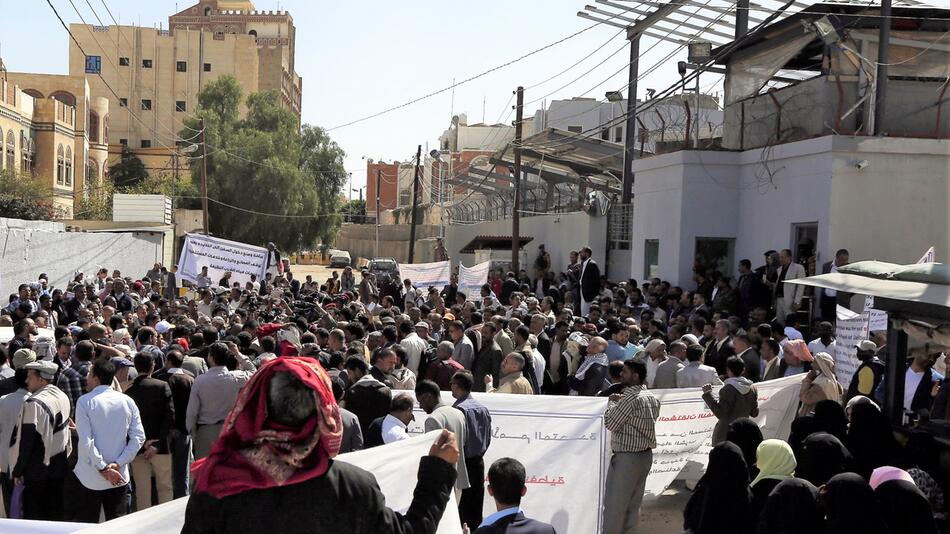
top-left (855, 340), bottom-right (878, 352)
top-left (12, 348), bottom-right (37, 370)
top-left (24, 360), bottom-right (58, 380)
top-left (155, 320), bottom-right (176, 334)
top-left (414, 321), bottom-right (431, 330)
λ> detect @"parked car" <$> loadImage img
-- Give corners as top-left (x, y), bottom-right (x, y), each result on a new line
top-left (329, 250), bottom-right (352, 268)
top-left (368, 257), bottom-right (399, 278)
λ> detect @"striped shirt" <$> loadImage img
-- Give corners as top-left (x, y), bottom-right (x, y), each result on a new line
top-left (604, 385), bottom-right (661, 452)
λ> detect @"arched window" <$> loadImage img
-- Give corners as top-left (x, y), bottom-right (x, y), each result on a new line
top-left (49, 91), bottom-right (77, 107)
top-left (57, 144), bottom-right (65, 185)
top-left (102, 115), bottom-right (109, 144)
top-left (65, 146), bottom-right (73, 186)
top-left (21, 134), bottom-right (33, 174)
top-left (88, 110), bottom-right (99, 143)
top-left (5, 130), bottom-right (15, 171)
top-left (87, 158), bottom-right (99, 184)
top-left (248, 29), bottom-right (257, 37)
top-left (204, 6), bottom-right (212, 16)
top-left (22, 89), bottom-right (44, 99)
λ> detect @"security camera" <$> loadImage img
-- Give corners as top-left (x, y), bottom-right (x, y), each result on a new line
top-left (854, 159), bottom-right (869, 170)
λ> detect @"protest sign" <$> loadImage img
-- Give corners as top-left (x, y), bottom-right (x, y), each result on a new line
top-left (0, 432), bottom-right (461, 534)
top-left (399, 260), bottom-right (452, 291)
top-left (457, 261), bottom-right (491, 297)
top-left (177, 234), bottom-right (268, 288)
top-left (863, 296), bottom-right (889, 333)
top-left (835, 305), bottom-right (869, 391)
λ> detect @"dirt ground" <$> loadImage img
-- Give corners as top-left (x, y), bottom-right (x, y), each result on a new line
top-left (289, 263), bottom-right (360, 285)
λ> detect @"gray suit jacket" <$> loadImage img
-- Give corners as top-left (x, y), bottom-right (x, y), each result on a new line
top-left (676, 361), bottom-right (723, 388)
top-left (653, 357), bottom-right (684, 389)
top-left (775, 262), bottom-right (807, 304)
top-left (339, 407), bottom-right (364, 453)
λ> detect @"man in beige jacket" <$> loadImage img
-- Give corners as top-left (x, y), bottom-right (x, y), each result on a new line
top-left (484, 353), bottom-right (534, 394)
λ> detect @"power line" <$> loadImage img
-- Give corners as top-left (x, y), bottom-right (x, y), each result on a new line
top-left (325, 20), bottom-right (621, 132)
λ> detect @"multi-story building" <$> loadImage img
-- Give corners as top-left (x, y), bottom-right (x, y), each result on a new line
top-left (0, 68), bottom-right (102, 218)
top-left (365, 159), bottom-right (399, 222)
top-left (437, 113), bottom-right (516, 199)
top-left (65, 0), bottom-right (301, 176)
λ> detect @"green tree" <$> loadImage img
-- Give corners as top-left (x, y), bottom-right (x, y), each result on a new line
top-left (74, 180), bottom-right (115, 220)
top-left (0, 169), bottom-right (59, 220)
top-left (108, 147), bottom-right (149, 188)
top-left (341, 199), bottom-right (366, 224)
top-left (182, 76), bottom-right (346, 251)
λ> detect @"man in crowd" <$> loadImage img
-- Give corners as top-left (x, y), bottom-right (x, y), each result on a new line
top-left (701, 357), bottom-right (759, 445)
top-left (426, 341), bottom-right (466, 391)
top-left (733, 334), bottom-right (761, 383)
top-left (846, 340), bottom-right (885, 401)
top-left (702, 319), bottom-right (735, 376)
top-left (579, 247), bottom-right (600, 317)
top-left (452, 372), bottom-right (492, 529)
top-left (186, 342), bottom-right (255, 459)
top-left (476, 457), bottom-right (556, 533)
top-left (156, 349), bottom-right (195, 498)
top-left (416, 379), bottom-right (469, 494)
top-left (677, 344), bottom-right (722, 388)
top-left (345, 356), bottom-right (393, 432)
top-left (819, 248), bottom-right (850, 322)
top-left (366, 394), bottom-right (415, 447)
top-left (602, 360), bottom-right (660, 534)
top-left (772, 249), bottom-right (806, 322)
top-left (0, 349), bottom-right (33, 511)
top-left (125, 352), bottom-right (175, 510)
top-left (484, 353), bottom-right (534, 394)
top-left (67, 359), bottom-right (146, 522)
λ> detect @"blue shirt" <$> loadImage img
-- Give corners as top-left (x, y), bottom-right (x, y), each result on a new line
top-left (74, 385), bottom-right (145, 491)
top-left (606, 340), bottom-right (629, 362)
top-left (480, 507), bottom-right (520, 528)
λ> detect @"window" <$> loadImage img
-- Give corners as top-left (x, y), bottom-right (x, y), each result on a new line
top-left (615, 126), bottom-right (623, 143)
top-left (694, 238), bottom-right (735, 278)
top-left (21, 137), bottom-right (33, 174)
top-left (140, 140), bottom-right (151, 148)
top-left (203, 63), bottom-right (212, 72)
top-left (142, 59), bottom-right (153, 68)
top-left (567, 126), bottom-right (582, 133)
top-left (64, 147), bottom-right (73, 186)
top-left (204, 6), bottom-right (212, 16)
top-left (119, 57), bottom-right (130, 66)
top-left (644, 240), bottom-right (659, 279)
top-left (5, 130), bottom-right (15, 171)
top-left (175, 101), bottom-right (187, 112)
top-left (141, 99), bottom-right (152, 111)
top-left (88, 111), bottom-right (99, 143)
top-left (56, 145), bottom-right (65, 185)
top-left (176, 61), bottom-right (187, 72)
top-left (119, 97), bottom-right (128, 107)
top-left (119, 138), bottom-right (128, 146)
top-left (84, 55), bottom-right (101, 74)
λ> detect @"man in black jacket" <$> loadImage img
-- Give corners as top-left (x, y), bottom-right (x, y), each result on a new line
top-left (126, 353), bottom-right (175, 510)
top-left (579, 247), bottom-right (600, 317)
top-left (702, 319), bottom-right (735, 376)
top-left (475, 458), bottom-right (556, 533)
top-left (345, 356), bottom-right (393, 432)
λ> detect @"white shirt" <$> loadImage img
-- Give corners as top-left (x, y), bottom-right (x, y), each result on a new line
top-left (807, 338), bottom-right (836, 357)
top-left (825, 263), bottom-right (840, 297)
top-left (905, 368), bottom-right (925, 411)
top-left (532, 348), bottom-right (546, 385)
top-left (74, 386), bottom-right (146, 491)
top-left (400, 333), bottom-right (429, 376)
top-left (784, 327), bottom-right (804, 341)
top-left (0, 364), bottom-right (13, 379)
top-left (381, 414), bottom-right (409, 444)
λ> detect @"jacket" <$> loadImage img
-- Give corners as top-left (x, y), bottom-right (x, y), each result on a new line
top-left (125, 376), bottom-right (175, 454)
top-left (774, 262), bottom-right (807, 304)
top-left (183, 455), bottom-right (456, 534)
top-left (677, 361), bottom-right (723, 389)
top-left (703, 336), bottom-right (735, 376)
top-left (738, 348), bottom-right (762, 383)
top-left (492, 373), bottom-right (534, 395)
top-left (579, 259), bottom-right (601, 303)
top-left (346, 376), bottom-right (393, 432)
top-left (474, 511), bottom-right (557, 534)
top-left (846, 358), bottom-right (885, 401)
top-left (158, 369), bottom-right (195, 434)
top-left (652, 357), bottom-right (684, 389)
top-left (702, 379), bottom-right (759, 445)
top-left (762, 357), bottom-right (782, 382)
top-left (339, 408), bottom-right (364, 454)
top-left (473, 342), bottom-right (504, 393)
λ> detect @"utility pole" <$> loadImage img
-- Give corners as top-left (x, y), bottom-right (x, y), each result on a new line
top-left (874, 0), bottom-right (892, 135)
top-left (375, 169), bottom-right (381, 258)
top-left (511, 86), bottom-right (524, 273)
top-left (407, 144), bottom-right (422, 263)
top-left (199, 118), bottom-right (209, 235)
top-left (621, 35), bottom-right (640, 205)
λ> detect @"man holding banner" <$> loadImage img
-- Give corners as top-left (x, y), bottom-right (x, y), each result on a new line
top-left (602, 360), bottom-right (660, 534)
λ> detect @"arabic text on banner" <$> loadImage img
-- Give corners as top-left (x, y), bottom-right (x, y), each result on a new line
top-left (399, 260), bottom-right (452, 291)
top-left (0, 432), bottom-right (462, 534)
top-left (457, 261), bottom-right (491, 297)
top-left (177, 234), bottom-right (268, 288)
top-left (835, 305), bottom-right (869, 391)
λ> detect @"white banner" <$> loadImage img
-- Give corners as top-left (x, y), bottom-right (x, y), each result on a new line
top-left (0, 431), bottom-right (461, 534)
top-left (177, 234), bottom-right (268, 289)
top-left (457, 261), bottom-right (491, 297)
top-left (863, 296), bottom-right (889, 332)
top-left (399, 261), bottom-right (452, 291)
top-left (835, 305), bottom-right (869, 391)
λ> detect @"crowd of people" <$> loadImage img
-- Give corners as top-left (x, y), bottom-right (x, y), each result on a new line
top-left (0, 241), bottom-right (944, 533)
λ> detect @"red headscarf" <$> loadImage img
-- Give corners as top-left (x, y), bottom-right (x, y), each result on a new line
top-left (191, 357), bottom-right (343, 498)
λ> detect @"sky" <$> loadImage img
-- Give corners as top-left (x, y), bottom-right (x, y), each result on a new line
top-left (1, 0), bottom-right (720, 191)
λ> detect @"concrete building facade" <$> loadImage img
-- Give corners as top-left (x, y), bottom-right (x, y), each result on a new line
top-left (65, 0), bottom-right (301, 177)
top-left (0, 70), bottom-right (104, 218)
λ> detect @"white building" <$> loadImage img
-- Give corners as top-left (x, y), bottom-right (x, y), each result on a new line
top-left (628, 3), bottom-right (950, 286)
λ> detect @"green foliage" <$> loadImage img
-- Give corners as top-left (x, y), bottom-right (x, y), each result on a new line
top-left (341, 199), bottom-right (366, 224)
top-left (74, 180), bottom-right (115, 220)
top-left (0, 169), bottom-right (59, 220)
top-left (183, 75), bottom-right (346, 252)
top-left (108, 147), bottom-right (149, 188)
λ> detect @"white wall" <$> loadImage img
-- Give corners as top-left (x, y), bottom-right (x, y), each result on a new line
top-left (1, 218), bottom-right (163, 296)
top-left (630, 135), bottom-right (948, 287)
